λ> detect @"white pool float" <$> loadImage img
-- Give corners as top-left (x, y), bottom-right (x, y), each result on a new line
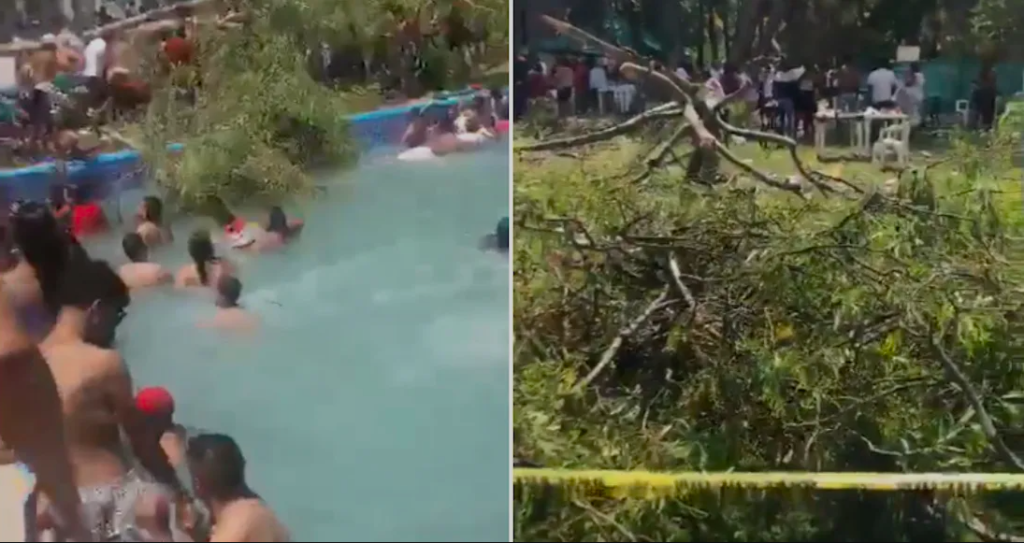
top-left (456, 132), bottom-right (489, 146)
top-left (397, 146), bottom-right (438, 161)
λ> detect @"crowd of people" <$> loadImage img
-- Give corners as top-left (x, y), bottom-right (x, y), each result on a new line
top-left (0, 193), bottom-right (299, 541)
top-left (3, 4), bottom-right (238, 162)
top-left (398, 89), bottom-right (508, 160)
top-left (513, 49), bottom-right (1004, 138)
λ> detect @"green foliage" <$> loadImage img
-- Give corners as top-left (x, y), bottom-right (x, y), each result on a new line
top-left (512, 132), bottom-right (1024, 541)
top-left (140, 0), bottom-right (509, 211)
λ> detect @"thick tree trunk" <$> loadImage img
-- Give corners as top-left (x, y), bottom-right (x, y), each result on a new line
top-left (730, 0), bottom-right (763, 64)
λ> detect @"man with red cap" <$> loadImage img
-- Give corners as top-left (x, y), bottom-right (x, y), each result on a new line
top-left (136, 386), bottom-right (211, 541)
top-left (135, 386), bottom-right (187, 470)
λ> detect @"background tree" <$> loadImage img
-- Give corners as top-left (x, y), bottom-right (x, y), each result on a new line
top-left (138, 0), bottom-right (508, 216)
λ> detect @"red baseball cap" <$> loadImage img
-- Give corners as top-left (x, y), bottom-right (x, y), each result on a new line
top-left (135, 387), bottom-right (175, 418)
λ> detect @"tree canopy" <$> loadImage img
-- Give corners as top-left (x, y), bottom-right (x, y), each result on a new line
top-left (553, 0), bottom-right (1024, 66)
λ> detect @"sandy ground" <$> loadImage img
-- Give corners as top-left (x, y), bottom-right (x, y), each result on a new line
top-left (0, 463), bottom-right (30, 542)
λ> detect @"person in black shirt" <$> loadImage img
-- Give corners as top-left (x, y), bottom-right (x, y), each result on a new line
top-left (513, 51), bottom-right (529, 120)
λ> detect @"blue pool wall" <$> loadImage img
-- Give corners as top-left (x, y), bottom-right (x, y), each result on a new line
top-left (0, 88), bottom-right (488, 202)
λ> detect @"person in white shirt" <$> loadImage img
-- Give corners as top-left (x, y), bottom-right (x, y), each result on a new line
top-left (82, 31), bottom-right (111, 107)
top-left (588, 59), bottom-right (609, 113)
top-left (865, 60), bottom-right (898, 108)
top-left (674, 62), bottom-right (690, 82)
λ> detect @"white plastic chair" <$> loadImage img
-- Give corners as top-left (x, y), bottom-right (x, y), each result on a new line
top-left (955, 99), bottom-right (970, 126)
top-left (611, 85), bottom-right (635, 113)
top-left (872, 121), bottom-right (912, 167)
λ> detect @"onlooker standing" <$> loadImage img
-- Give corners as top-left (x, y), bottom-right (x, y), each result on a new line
top-left (865, 59), bottom-right (898, 109)
top-left (674, 60), bottom-right (691, 82)
top-left (82, 30), bottom-right (110, 107)
top-left (971, 66), bottom-right (997, 130)
top-left (897, 62), bottom-right (926, 125)
top-left (835, 56), bottom-right (861, 112)
top-left (588, 58), bottom-right (609, 114)
top-left (553, 58), bottom-right (575, 116)
top-left (572, 56), bottom-right (589, 114)
top-left (512, 51), bottom-right (528, 120)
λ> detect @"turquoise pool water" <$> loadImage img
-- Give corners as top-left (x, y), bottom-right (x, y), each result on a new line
top-left (80, 145), bottom-right (511, 541)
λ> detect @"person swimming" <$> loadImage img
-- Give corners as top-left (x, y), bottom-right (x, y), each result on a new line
top-left (199, 275), bottom-right (259, 332)
top-left (428, 113), bottom-right (463, 156)
top-left (223, 214), bottom-right (259, 250)
top-left (137, 196), bottom-right (172, 247)
top-left (253, 207), bottom-right (304, 252)
top-left (401, 107), bottom-right (429, 148)
top-left (119, 233), bottom-right (172, 290)
top-left (186, 434), bottom-right (290, 541)
top-left (176, 229), bottom-right (234, 288)
top-left (479, 216), bottom-right (509, 253)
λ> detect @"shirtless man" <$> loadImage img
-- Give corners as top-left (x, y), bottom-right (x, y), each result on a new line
top-left (34, 257), bottom-right (189, 541)
top-left (188, 433), bottom-right (290, 542)
top-left (119, 232), bottom-right (172, 289)
top-left (200, 275), bottom-right (259, 332)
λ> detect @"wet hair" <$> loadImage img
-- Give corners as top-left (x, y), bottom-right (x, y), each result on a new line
top-left (11, 201), bottom-right (80, 314)
top-left (142, 196), bottom-right (164, 225)
top-left (265, 206), bottom-right (289, 236)
top-left (122, 232), bottom-right (147, 262)
top-left (187, 433), bottom-right (247, 498)
top-left (55, 257), bottom-right (129, 347)
top-left (216, 275), bottom-right (242, 306)
top-left (187, 229), bottom-right (216, 285)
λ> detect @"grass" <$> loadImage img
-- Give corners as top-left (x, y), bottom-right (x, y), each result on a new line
top-left (512, 127), bottom-right (1024, 542)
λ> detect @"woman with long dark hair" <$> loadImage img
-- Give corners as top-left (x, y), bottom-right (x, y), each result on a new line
top-left (175, 229), bottom-right (234, 288)
top-left (4, 201), bottom-right (85, 337)
top-left (253, 207), bottom-right (304, 252)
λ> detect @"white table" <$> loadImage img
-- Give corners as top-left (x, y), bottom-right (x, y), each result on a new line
top-left (814, 111), bottom-right (909, 155)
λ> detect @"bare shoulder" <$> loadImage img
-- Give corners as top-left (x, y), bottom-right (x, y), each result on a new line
top-left (90, 345), bottom-right (127, 375)
top-left (212, 500), bottom-right (290, 542)
top-left (175, 264), bottom-right (198, 287)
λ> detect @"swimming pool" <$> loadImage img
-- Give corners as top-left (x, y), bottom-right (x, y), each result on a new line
top-left (79, 144), bottom-right (511, 541)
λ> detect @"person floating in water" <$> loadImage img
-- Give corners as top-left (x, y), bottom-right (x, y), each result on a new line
top-left (199, 275), bottom-right (259, 332)
top-left (253, 206), bottom-right (304, 252)
top-left (479, 216), bottom-right (509, 253)
top-left (136, 196), bottom-right (173, 247)
top-left (176, 229), bottom-right (235, 289)
top-left (119, 233), bottom-right (172, 290)
top-left (187, 433), bottom-right (291, 541)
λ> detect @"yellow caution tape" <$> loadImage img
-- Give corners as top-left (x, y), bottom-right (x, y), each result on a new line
top-left (514, 468), bottom-right (1024, 498)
